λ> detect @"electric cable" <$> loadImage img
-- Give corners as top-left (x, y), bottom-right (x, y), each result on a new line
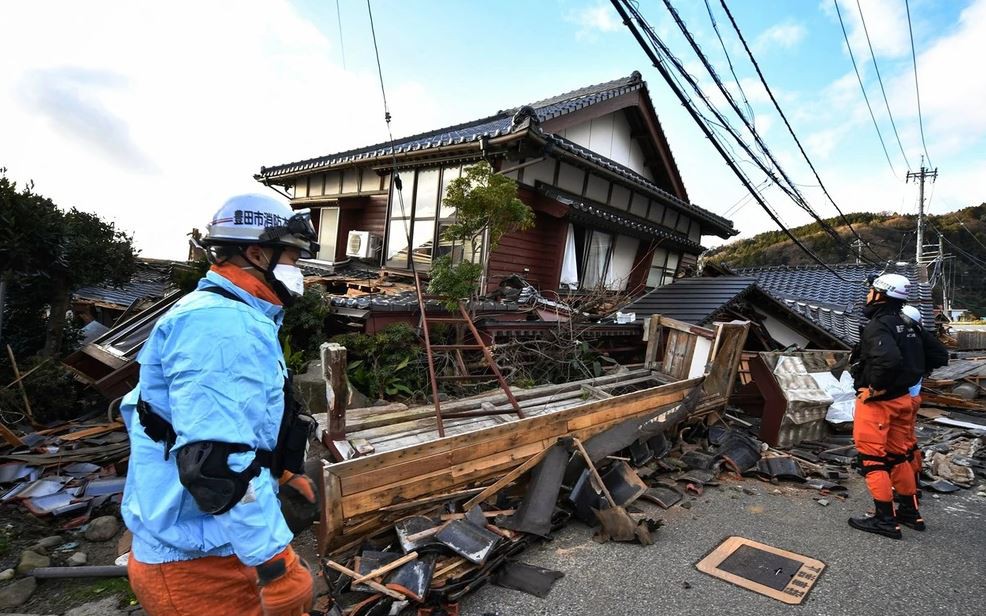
top-left (366, 0), bottom-right (416, 273)
top-left (610, 0), bottom-right (865, 282)
top-left (718, 0), bottom-right (886, 261)
top-left (663, 0), bottom-right (862, 259)
top-left (832, 0), bottom-right (899, 178)
top-left (336, 0), bottom-right (347, 70)
top-left (703, 0), bottom-right (754, 123)
top-left (951, 214), bottom-right (986, 252)
top-left (855, 0), bottom-right (911, 171)
top-left (904, 0), bottom-right (933, 167)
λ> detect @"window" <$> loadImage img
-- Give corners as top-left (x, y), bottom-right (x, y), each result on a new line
top-left (384, 165), bottom-right (482, 270)
top-left (646, 247), bottom-right (681, 289)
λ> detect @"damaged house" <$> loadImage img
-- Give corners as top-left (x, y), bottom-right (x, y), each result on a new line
top-left (255, 71), bottom-right (736, 296)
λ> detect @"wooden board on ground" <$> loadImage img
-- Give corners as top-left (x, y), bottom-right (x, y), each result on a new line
top-left (696, 536), bottom-right (825, 605)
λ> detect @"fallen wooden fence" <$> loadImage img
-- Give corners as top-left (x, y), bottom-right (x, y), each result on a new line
top-left (314, 320), bottom-right (749, 555)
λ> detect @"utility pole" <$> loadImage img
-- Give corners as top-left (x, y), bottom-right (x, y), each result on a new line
top-left (850, 238), bottom-right (867, 265)
top-left (907, 155), bottom-right (938, 263)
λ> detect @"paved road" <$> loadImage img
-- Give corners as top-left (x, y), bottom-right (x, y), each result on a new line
top-left (461, 476), bottom-right (986, 616)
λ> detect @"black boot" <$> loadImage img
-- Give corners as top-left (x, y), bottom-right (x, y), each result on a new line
top-left (895, 493), bottom-right (926, 531)
top-left (849, 500), bottom-right (902, 539)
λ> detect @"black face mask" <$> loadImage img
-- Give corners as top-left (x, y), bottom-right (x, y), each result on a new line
top-left (863, 303), bottom-right (881, 318)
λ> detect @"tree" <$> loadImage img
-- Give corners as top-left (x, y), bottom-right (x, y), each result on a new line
top-left (428, 161), bottom-right (534, 304)
top-left (0, 171), bottom-right (137, 358)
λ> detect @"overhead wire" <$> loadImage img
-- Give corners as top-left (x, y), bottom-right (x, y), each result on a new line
top-left (952, 214), bottom-right (986, 252)
top-left (336, 0), bottom-right (347, 69)
top-left (855, 0), bottom-right (911, 170)
top-left (702, 0), bottom-right (754, 123)
top-left (662, 0), bottom-right (865, 259)
top-left (904, 0), bottom-right (933, 167)
top-left (717, 0), bottom-right (887, 262)
top-left (366, 0), bottom-right (416, 273)
top-left (832, 0), bottom-right (900, 178)
top-left (609, 0), bottom-right (866, 282)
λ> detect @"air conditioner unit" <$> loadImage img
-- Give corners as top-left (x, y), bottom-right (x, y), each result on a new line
top-left (346, 230), bottom-right (381, 259)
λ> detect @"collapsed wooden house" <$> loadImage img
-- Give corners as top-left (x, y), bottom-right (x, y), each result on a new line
top-left (311, 316), bottom-right (749, 555)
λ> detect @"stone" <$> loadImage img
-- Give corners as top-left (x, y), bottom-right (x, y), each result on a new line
top-left (36, 535), bottom-right (63, 549)
top-left (67, 551), bottom-right (88, 566)
top-left (85, 516), bottom-right (119, 542)
top-left (0, 576), bottom-right (37, 609)
top-left (680, 501), bottom-right (693, 509)
top-left (817, 499), bottom-right (830, 507)
top-left (742, 487), bottom-right (757, 496)
top-left (63, 596), bottom-right (127, 616)
top-left (0, 569), bottom-right (14, 581)
top-left (15, 550), bottom-right (49, 576)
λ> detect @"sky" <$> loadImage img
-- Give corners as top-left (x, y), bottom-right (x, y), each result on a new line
top-left (1, 0), bottom-right (983, 259)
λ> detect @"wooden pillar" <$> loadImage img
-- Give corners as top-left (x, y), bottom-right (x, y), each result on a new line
top-left (321, 342), bottom-right (348, 441)
top-left (643, 315), bottom-right (662, 369)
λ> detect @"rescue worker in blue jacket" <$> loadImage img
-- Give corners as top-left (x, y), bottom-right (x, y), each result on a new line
top-left (119, 194), bottom-right (319, 616)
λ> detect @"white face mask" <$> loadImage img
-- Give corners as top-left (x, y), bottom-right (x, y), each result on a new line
top-left (272, 264), bottom-right (305, 297)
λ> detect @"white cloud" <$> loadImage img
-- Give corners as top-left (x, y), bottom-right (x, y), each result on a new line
top-left (826, 0), bottom-right (909, 59)
top-left (753, 22), bottom-right (807, 53)
top-left (567, 2), bottom-right (622, 40)
top-left (0, 1), bottom-right (439, 259)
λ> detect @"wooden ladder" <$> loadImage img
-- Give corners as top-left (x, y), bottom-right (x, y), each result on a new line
top-left (413, 272), bottom-right (524, 437)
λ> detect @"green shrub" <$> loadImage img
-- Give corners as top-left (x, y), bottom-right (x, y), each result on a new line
top-left (333, 324), bottom-right (426, 400)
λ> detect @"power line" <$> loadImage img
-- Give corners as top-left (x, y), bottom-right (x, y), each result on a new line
top-left (610, 0), bottom-right (865, 282)
top-left (336, 0), bottom-right (347, 70)
top-left (904, 0), bottom-right (933, 167)
top-left (702, 0), bottom-right (754, 124)
top-left (855, 0), bottom-right (911, 170)
top-left (662, 0), bottom-right (852, 253)
top-left (717, 0), bottom-right (885, 262)
top-left (833, 0), bottom-right (899, 178)
top-left (952, 213), bottom-right (986, 252)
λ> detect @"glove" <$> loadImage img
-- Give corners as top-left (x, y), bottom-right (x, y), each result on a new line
top-left (856, 387), bottom-right (886, 403)
top-left (257, 546), bottom-right (314, 616)
top-left (278, 471), bottom-right (319, 534)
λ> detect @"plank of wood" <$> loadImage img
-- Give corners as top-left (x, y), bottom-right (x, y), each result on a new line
top-left (324, 560), bottom-right (406, 600)
top-left (351, 551), bottom-right (418, 584)
top-left (376, 487), bottom-right (486, 513)
top-left (644, 315), bottom-right (662, 368)
top-left (0, 420), bottom-right (24, 448)
top-left (58, 422), bottom-right (124, 442)
top-left (439, 509), bottom-right (515, 521)
top-left (461, 440), bottom-right (557, 510)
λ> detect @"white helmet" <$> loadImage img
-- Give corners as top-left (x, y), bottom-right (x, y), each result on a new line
top-left (901, 305), bottom-right (922, 327)
top-left (202, 194), bottom-right (318, 258)
top-left (871, 273), bottom-right (911, 300)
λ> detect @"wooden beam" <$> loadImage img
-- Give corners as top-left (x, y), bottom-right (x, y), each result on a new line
top-left (322, 343), bottom-right (348, 442)
top-left (351, 551), bottom-right (418, 584)
top-left (324, 560), bottom-right (407, 600)
top-left (6, 345), bottom-right (35, 425)
top-left (461, 439), bottom-right (557, 510)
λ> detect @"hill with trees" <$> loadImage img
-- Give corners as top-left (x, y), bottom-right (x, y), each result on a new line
top-left (706, 203), bottom-right (986, 316)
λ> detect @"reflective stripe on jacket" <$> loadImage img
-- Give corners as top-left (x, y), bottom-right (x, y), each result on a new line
top-left (120, 270), bottom-right (293, 566)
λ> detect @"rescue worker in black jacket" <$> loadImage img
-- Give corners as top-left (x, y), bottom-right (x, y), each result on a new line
top-left (849, 274), bottom-right (927, 539)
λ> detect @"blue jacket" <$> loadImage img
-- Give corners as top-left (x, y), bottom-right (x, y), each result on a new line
top-left (120, 271), bottom-right (294, 566)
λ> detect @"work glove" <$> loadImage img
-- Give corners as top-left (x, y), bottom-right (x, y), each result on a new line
top-left (257, 545), bottom-right (314, 616)
top-left (856, 387), bottom-right (886, 403)
top-left (278, 471), bottom-right (319, 534)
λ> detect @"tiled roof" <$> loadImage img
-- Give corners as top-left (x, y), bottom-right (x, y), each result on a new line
top-left (542, 134), bottom-right (734, 234)
top-left (734, 263), bottom-right (935, 345)
top-left (73, 262), bottom-right (175, 308)
top-left (624, 276), bottom-right (760, 324)
top-left (257, 72), bottom-right (736, 238)
top-left (538, 184), bottom-right (705, 252)
top-left (621, 275), bottom-right (845, 347)
top-left (258, 74), bottom-right (646, 180)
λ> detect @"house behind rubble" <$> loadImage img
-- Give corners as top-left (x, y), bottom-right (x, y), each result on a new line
top-left (256, 71), bottom-right (736, 295)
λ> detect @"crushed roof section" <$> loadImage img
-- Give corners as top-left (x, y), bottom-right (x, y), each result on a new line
top-left (258, 74), bottom-right (645, 179)
top-left (73, 262), bottom-right (176, 308)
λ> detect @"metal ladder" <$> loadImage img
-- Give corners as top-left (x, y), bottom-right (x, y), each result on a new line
top-left (413, 272), bottom-right (524, 437)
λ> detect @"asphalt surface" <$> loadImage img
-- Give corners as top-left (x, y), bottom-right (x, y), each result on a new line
top-left (461, 476), bottom-right (986, 616)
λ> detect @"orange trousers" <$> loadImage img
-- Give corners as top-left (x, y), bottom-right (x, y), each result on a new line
top-left (129, 553), bottom-right (263, 616)
top-left (852, 393), bottom-right (917, 502)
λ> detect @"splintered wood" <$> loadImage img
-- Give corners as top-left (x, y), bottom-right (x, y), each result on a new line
top-left (314, 319), bottom-right (750, 556)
